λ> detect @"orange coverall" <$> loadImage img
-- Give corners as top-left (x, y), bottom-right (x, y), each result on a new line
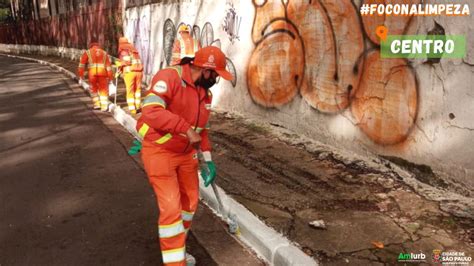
top-left (118, 43), bottom-right (143, 113)
top-left (171, 31), bottom-right (201, 66)
top-left (78, 44), bottom-right (113, 111)
top-left (136, 64), bottom-right (212, 266)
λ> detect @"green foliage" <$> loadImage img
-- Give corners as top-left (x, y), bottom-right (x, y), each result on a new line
top-left (0, 7), bottom-right (11, 23)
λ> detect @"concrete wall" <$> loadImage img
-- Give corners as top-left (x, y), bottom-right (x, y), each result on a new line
top-left (1, 0), bottom-right (473, 190)
top-left (121, 0), bottom-right (474, 189)
top-left (0, 44), bottom-right (84, 60)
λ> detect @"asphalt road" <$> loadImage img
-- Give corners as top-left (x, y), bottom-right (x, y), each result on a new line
top-left (0, 55), bottom-right (219, 265)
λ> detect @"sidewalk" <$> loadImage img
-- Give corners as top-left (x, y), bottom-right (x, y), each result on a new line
top-left (7, 52), bottom-right (474, 265)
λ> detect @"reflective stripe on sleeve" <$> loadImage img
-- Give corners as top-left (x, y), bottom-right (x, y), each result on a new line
top-left (142, 94), bottom-right (167, 109)
top-left (156, 133), bottom-right (172, 144)
top-left (138, 123), bottom-right (150, 138)
top-left (138, 123), bottom-right (173, 144)
top-left (88, 63), bottom-right (106, 68)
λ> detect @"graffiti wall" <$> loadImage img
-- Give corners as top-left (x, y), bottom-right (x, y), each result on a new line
top-left (123, 0), bottom-right (240, 84)
top-left (123, 0), bottom-right (474, 189)
top-left (124, 0), bottom-right (474, 187)
top-left (1, 0), bottom-right (472, 189)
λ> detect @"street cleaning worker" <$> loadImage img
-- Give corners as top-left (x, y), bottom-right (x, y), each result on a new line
top-left (171, 24), bottom-right (201, 65)
top-left (77, 42), bottom-right (113, 111)
top-left (136, 46), bottom-right (233, 266)
top-left (117, 37), bottom-right (144, 114)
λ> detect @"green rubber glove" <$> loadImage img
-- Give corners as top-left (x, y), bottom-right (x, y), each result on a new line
top-left (201, 161), bottom-right (216, 187)
top-left (128, 139), bottom-right (142, 155)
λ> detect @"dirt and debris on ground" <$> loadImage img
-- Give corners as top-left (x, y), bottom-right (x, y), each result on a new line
top-left (209, 112), bottom-right (473, 264)
top-left (10, 52), bottom-right (474, 265)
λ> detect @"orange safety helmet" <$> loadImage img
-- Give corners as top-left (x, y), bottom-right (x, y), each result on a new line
top-left (193, 46), bottom-right (233, 81)
top-left (178, 24), bottom-right (190, 33)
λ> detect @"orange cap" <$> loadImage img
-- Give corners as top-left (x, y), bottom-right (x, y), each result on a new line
top-left (193, 46), bottom-right (233, 81)
top-left (119, 43), bottom-right (135, 52)
top-left (119, 37), bottom-right (129, 44)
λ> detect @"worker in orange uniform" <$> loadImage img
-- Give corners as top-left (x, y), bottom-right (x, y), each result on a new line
top-left (137, 46), bottom-right (233, 266)
top-left (117, 37), bottom-right (144, 114)
top-left (171, 25), bottom-right (201, 65)
top-left (77, 42), bottom-right (113, 111)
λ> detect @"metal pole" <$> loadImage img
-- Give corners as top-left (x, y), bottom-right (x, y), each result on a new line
top-left (114, 76), bottom-right (118, 106)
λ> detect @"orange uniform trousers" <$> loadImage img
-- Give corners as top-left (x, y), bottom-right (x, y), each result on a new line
top-left (141, 140), bottom-right (199, 266)
top-left (88, 75), bottom-right (109, 111)
top-left (123, 71), bottom-right (143, 112)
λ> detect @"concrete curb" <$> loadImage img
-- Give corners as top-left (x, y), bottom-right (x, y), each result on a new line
top-left (199, 183), bottom-right (318, 266)
top-left (0, 52), bottom-right (318, 266)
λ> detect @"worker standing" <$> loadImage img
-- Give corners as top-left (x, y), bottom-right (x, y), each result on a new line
top-left (171, 25), bottom-right (201, 65)
top-left (117, 37), bottom-right (144, 114)
top-left (77, 42), bottom-right (113, 111)
top-left (136, 46), bottom-right (233, 266)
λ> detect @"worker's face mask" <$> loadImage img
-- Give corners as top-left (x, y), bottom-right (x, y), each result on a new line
top-left (196, 69), bottom-right (218, 89)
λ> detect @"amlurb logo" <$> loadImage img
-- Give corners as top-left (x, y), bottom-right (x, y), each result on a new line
top-left (398, 252), bottom-right (426, 263)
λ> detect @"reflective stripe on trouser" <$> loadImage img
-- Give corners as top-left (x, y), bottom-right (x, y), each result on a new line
top-left (127, 99), bottom-right (136, 110)
top-left (181, 210), bottom-right (194, 235)
top-left (88, 75), bottom-right (108, 111)
top-left (91, 94), bottom-right (100, 109)
top-left (123, 71), bottom-right (142, 111)
top-left (134, 90), bottom-right (141, 108)
top-left (141, 141), bottom-right (199, 266)
top-left (99, 96), bottom-right (108, 111)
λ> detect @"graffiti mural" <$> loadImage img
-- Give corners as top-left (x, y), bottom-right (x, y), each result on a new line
top-left (126, 10), bottom-right (154, 76)
top-left (248, 0), bottom-right (418, 145)
top-left (222, 2), bottom-right (242, 44)
top-left (161, 19), bottom-right (238, 87)
top-left (249, 0), bottom-right (364, 111)
top-left (352, 0), bottom-right (419, 145)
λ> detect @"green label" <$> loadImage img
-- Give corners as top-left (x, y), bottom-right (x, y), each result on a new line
top-left (381, 35), bottom-right (466, 59)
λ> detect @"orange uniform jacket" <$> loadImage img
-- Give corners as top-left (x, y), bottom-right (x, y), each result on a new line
top-left (171, 33), bottom-right (201, 65)
top-left (136, 64), bottom-right (212, 153)
top-left (118, 45), bottom-right (143, 73)
top-left (78, 47), bottom-right (113, 79)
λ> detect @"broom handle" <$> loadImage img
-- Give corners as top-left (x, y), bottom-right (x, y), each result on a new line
top-left (211, 182), bottom-right (225, 215)
top-left (114, 76), bottom-right (118, 106)
top-left (197, 150), bottom-right (225, 215)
